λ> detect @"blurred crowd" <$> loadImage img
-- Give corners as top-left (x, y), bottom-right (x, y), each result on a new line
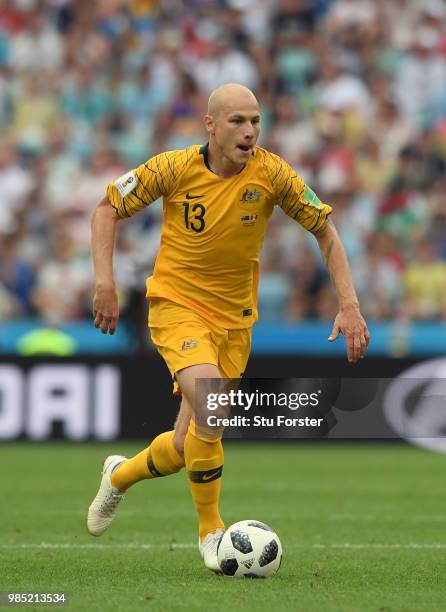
top-left (1, 0), bottom-right (446, 342)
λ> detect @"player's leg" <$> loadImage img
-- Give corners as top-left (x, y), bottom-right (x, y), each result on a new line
top-left (110, 433), bottom-right (185, 492)
top-left (173, 395), bottom-right (193, 455)
top-left (87, 409), bottom-right (188, 537)
top-left (88, 298), bottom-right (207, 536)
top-left (175, 364), bottom-right (227, 571)
top-left (111, 388), bottom-right (193, 493)
top-left (108, 392), bottom-right (192, 490)
top-left (87, 399), bottom-right (190, 537)
top-left (187, 326), bottom-right (251, 565)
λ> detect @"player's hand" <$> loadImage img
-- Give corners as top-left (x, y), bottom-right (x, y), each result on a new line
top-left (93, 284), bottom-right (119, 335)
top-left (328, 305), bottom-right (370, 363)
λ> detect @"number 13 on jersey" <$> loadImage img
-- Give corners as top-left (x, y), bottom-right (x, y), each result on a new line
top-left (182, 202), bottom-right (206, 233)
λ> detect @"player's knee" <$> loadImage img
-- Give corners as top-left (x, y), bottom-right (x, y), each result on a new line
top-left (188, 418), bottom-right (224, 443)
top-left (176, 364), bottom-right (222, 409)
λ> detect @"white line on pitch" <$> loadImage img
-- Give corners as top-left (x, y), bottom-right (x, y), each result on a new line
top-left (1, 542), bottom-right (446, 551)
top-left (0, 543), bottom-right (195, 550)
top-left (328, 514), bottom-right (446, 522)
top-left (37, 511), bottom-right (446, 522)
top-left (311, 543), bottom-right (446, 550)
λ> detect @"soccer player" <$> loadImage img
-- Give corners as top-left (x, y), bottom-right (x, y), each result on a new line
top-left (87, 83), bottom-right (369, 572)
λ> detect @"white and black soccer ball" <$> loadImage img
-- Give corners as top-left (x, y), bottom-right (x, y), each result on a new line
top-left (217, 520), bottom-right (282, 578)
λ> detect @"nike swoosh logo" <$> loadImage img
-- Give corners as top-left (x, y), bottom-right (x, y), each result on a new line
top-left (202, 470), bottom-right (220, 481)
top-left (189, 465), bottom-right (223, 483)
top-left (185, 192), bottom-right (205, 199)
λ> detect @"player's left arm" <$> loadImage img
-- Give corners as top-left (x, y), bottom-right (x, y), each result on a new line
top-left (270, 153), bottom-right (370, 362)
top-left (313, 218), bottom-right (370, 362)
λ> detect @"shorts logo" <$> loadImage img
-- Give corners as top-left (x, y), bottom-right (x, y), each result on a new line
top-left (181, 339), bottom-right (198, 351)
top-left (115, 170), bottom-right (137, 197)
top-left (240, 214), bottom-right (258, 227)
top-left (240, 189), bottom-right (262, 202)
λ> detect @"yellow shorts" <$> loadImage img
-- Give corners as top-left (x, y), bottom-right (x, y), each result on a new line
top-left (148, 299), bottom-right (252, 395)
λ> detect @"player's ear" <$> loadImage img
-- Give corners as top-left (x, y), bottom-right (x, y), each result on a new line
top-left (204, 114), bottom-right (215, 136)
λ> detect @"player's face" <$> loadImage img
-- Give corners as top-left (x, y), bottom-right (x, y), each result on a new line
top-left (208, 102), bottom-right (261, 167)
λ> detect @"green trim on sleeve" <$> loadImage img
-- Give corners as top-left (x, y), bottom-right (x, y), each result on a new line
top-left (304, 186), bottom-right (321, 208)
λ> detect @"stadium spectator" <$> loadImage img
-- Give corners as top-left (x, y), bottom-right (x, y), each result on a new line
top-left (0, 233), bottom-right (36, 316)
top-left (394, 26), bottom-right (446, 128)
top-left (187, 23), bottom-right (260, 93)
top-left (0, 141), bottom-right (34, 234)
top-left (402, 239), bottom-right (446, 320)
top-left (8, 8), bottom-right (65, 72)
top-left (1, 0), bottom-right (446, 341)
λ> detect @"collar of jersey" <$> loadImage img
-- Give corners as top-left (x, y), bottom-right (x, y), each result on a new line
top-left (199, 143), bottom-right (255, 178)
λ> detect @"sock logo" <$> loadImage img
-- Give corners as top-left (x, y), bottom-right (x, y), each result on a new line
top-left (189, 465), bottom-right (223, 483)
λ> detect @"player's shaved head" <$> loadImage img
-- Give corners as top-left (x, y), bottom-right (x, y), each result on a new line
top-left (208, 83), bottom-right (259, 117)
top-left (205, 83), bottom-right (261, 176)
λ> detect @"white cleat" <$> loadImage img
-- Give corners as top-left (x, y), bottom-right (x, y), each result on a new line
top-left (199, 528), bottom-right (224, 574)
top-left (87, 455), bottom-right (126, 536)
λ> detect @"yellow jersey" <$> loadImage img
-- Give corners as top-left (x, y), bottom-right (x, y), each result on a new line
top-left (107, 144), bottom-right (332, 328)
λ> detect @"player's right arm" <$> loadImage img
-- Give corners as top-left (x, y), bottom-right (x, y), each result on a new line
top-left (91, 196), bottom-right (121, 335)
top-left (91, 149), bottom-right (187, 334)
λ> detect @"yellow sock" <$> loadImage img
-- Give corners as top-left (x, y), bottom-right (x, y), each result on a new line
top-left (111, 430), bottom-right (185, 491)
top-left (184, 421), bottom-right (225, 541)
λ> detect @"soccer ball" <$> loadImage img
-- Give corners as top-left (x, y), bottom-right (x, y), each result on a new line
top-left (217, 520), bottom-right (282, 578)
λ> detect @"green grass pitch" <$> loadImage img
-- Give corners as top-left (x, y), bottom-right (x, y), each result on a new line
top-left (1, 441), bottom-right (446, 611)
